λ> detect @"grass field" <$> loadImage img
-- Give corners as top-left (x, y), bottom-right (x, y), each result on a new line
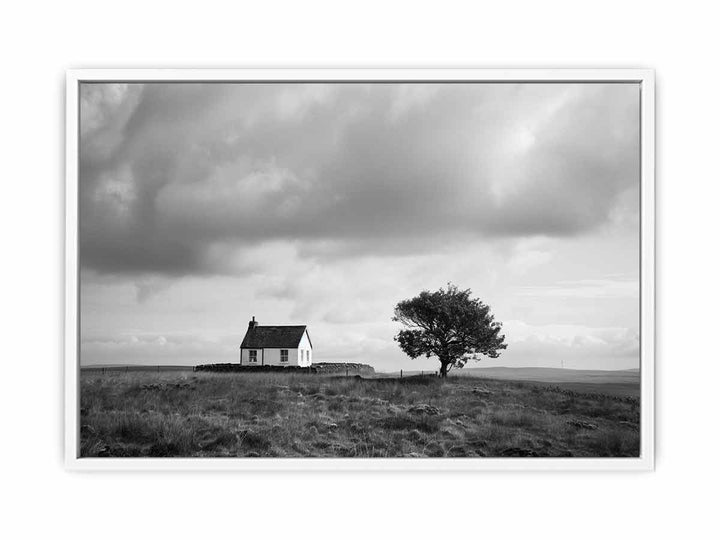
top-left (80, 371), bottom-right (640, 458)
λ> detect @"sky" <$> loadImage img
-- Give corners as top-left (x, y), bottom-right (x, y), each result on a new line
top-left (79, 82), bottom-right (640, 371)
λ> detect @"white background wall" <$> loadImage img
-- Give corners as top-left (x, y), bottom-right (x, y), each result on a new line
top-left (1, 2), bottom-right (718, 539)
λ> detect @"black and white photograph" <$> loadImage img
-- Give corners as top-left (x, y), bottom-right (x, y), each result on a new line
top-left (13, 2), bottom-right (720, 538)
top-left (69, 71), bottom-right (653, 466)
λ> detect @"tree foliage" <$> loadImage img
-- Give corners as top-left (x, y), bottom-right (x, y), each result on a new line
top-left (393, 283), bottom-right (507, 377)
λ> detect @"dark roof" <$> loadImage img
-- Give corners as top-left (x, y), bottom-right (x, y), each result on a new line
top-left (241, 326), bottom-right (309, 349)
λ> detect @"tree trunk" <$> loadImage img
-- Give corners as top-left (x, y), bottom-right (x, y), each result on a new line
top-left (439, 361), bottom-right (449, 378)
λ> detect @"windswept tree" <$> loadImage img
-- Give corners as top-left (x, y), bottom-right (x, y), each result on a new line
top-left (393, 283), bottom-right (507, 378)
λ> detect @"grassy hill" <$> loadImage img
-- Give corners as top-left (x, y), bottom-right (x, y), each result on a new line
top-left (80, 370), bottom-right (639, 458)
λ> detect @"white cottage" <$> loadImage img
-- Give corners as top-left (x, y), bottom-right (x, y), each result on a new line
top-left (239, 317), bottom-right (313, 367)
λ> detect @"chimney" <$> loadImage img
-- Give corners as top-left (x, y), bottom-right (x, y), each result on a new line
top-left (248, 316), bottom-right (259, 329)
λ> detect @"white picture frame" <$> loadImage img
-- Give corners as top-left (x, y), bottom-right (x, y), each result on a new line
top-left (65, 68), bottom-right (655, 471)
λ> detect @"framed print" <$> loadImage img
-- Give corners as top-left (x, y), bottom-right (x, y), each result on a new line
top-left (65, 69), bottom-right (654, 470)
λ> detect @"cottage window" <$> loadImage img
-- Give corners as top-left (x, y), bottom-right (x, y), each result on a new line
top-left (249, 350), bottom-right (257, 363)
top-left (280, 349), bottom-right (288, 363)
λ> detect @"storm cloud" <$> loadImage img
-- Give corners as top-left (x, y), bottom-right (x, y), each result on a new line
top-left (79, 81), bottom-right (640, 371)
top-left (79, 82), bottom-right (639, 277)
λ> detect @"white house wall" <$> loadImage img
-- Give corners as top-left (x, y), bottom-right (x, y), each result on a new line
top-left (241, 347), bottom-right (306, 366)
top-left (240, 348), bottom-right (260, 365)
top-left (298, 330), bottom-right (313, 366)
top-left (239, 329), bottom-right (312, 367)
top-left (263, 348), bottom-right (299, 366)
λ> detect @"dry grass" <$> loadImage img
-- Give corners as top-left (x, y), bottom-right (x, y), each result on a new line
top-left (80, 371), bottom-right (640, 458)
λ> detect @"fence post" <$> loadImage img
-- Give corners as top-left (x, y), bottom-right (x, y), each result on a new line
top-left (421, 370), bottom-right (424, 377)
top-left (346, 367), bottom-right (348, 377)
top-left (400, 369), bottom-right (403, 379)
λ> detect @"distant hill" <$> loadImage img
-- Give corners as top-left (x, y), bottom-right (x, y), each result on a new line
top-left (455, 366), bottom-right (640, 398)
top-left (458, 366), bottom-right (639, 384)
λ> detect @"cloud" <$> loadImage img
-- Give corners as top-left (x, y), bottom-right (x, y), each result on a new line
top-left (80, 318), bottom-right (640, 370)
top-left (134, 277), bottom-right (173, 303)
top-left (81, 333), bottom-right (238, 365)
top-left (79, 82), bottom-right (640, 277)
top-left (498, 320), bottom-right (640, 369)
top-left (517, 277), bottom-right (639, 299)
